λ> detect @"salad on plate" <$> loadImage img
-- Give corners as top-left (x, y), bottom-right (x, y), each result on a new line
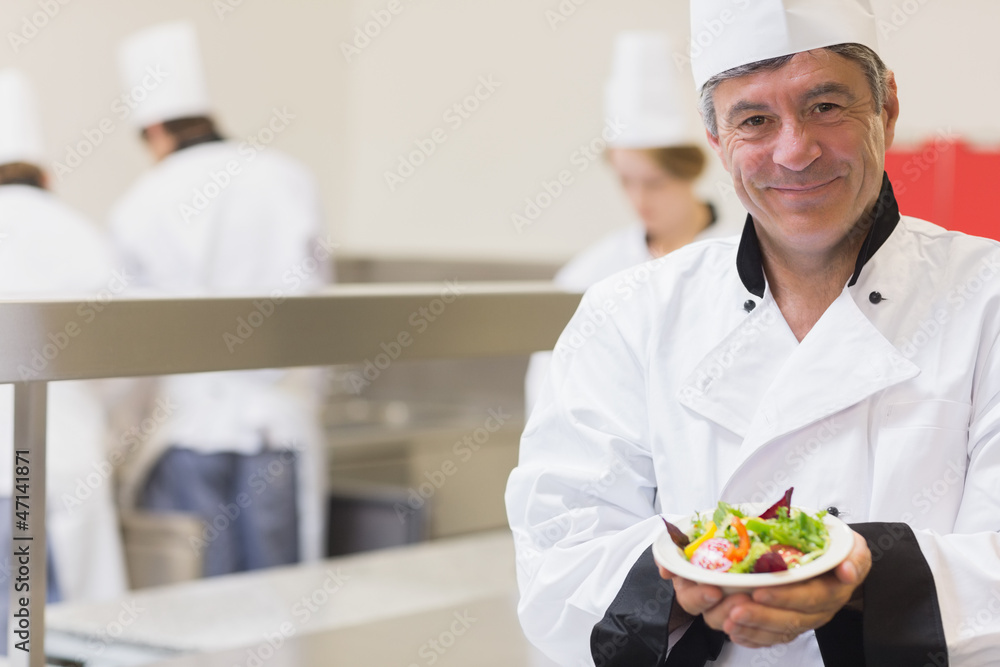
top-left (662, 487), bottom-right (830, 574)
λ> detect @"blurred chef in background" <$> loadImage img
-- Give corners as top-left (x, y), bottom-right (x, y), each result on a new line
top-left (0, 69), bottom-right (127, 647)
top-left (109, 22), bottom-right (331, 577)
top-left (525, 32), bottom-right (726, 412)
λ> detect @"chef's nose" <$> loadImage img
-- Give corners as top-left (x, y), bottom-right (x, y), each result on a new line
top-left (771, 121), bottom-right (821, 172)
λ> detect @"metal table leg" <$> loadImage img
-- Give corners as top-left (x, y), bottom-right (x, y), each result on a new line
top-left (8, 382), bottom-right (46, 666)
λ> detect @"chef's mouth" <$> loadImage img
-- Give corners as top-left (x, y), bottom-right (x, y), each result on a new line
top-left (769, 177), bottom-right (840, 193)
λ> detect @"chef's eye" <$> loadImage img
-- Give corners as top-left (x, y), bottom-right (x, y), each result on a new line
top-left (814, 102), bottom-right (837, 113)
top-left (742, 115), bottom-right (767, 127)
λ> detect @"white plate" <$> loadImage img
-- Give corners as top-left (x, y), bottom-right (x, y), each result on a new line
top-left (652, 504), bottom-right (854, 594)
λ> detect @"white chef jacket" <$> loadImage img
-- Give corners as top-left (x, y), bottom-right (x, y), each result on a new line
top-left (0, 184), bottom-right (127, 602)
top-left (525, 218), bottom-right (729, 413)
top-left (109, 140), bottom-right (331, 561)
top-left (555, 224), bottom-right (658, 292)
top-left (507, 176), bottom-right (1000, 666)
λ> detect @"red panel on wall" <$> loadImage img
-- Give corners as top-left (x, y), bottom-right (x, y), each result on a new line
top-left (885, 140), bottom-right (1000, 241)
top-left (952, 144), bottom-right (1000, 241)
top-left (884, 142), bottom-right (944, 224)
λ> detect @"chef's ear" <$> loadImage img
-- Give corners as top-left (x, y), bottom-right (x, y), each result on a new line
top-left (881, 71), bottom-right (900, 152)
top-left (705, 126), bottom-right (729, 173)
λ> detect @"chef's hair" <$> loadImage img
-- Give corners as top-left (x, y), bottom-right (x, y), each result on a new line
top-left (607, 145), bottom-right (707, 181)
top-left (141, 115), bottom-right (224, 153)
top-left (644, 145), bottom-right (706, 181)
top-left (0, 162), bottom-right (45, 189)
top-left (698, 43), bottom-right (891, 138)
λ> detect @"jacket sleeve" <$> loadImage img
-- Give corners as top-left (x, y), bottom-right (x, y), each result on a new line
top-left (817, 329), bottom-right (1000, 666)
top-left (523, 351), bottom-right (552, 418)
top-left (814, 522), bottom-right (947, 666)
top-left (589, 546), bottom-right (726, 667)
top-left (506, 284), bottom-right (677, 666)
top-left (907, 332), bottom-right (1000, 664)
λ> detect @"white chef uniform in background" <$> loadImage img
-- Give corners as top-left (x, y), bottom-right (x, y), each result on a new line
top-left (508, 1), bottom-right (1000, 665)
top-left (0, 69), bottom-right (127, 647)
top-left (524, 32), bottom-right (728, 413)
top-left (109, 22), bottom-right (331, 575)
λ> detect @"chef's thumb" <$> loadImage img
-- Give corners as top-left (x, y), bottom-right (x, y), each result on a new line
top-left (836, 532), bottom-right (872, 585)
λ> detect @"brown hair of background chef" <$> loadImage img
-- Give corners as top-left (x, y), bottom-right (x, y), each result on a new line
top-left (141, 115), bottom-right (224, 152)
top-left (0, 162), bottom-right (45, 188)
top-left (606, 145), bottom-right (707, 181)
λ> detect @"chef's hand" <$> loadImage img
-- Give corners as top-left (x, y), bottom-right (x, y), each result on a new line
top-left (657, 532), bottom-right (870, 648)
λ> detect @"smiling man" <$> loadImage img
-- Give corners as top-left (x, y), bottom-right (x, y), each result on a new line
top-left (506, 1), bottom-right (1000, 665)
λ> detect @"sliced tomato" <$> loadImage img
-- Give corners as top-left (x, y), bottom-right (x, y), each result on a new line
top-left (770, 544), bottom-right (804, 566)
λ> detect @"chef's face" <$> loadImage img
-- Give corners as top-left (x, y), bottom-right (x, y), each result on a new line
top-left (608, 148), bottom-right (694, 239)
top-left (706, 49), bottom-right (898, 253)
top-left (142, 123), bottom-right (177, 162)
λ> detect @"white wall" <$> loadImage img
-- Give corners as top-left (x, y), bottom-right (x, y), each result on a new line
top-left (338, 0), bottom-right (742, 262)
top-left (876, 0), bottom-right (1000, 145)
top-left (1, 0), bottom-right (998, 264)
top-left (1, 0), bottom-right (353, 245)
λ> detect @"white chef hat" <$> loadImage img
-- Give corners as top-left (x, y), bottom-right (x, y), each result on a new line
top-left (118, 21), bottom-right (212, 128)
top-left (690, 0), bottom-right (880, 91)
top-left (604, 31), bottom-right (698, 149)
top-left (0, 68), bottom-right (45, 166)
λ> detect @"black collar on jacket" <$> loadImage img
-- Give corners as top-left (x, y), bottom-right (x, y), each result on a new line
top-left (736, 172), bottom-right (901, 298)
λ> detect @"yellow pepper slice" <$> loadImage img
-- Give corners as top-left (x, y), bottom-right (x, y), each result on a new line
top-left (683, 521), bottom-right (717, 559)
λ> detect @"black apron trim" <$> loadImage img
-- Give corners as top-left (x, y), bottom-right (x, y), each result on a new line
top-left (735, 172), bottom-right (902, 298)
top-left (814, 522), bottom-right (948, 667)
top-left (664, 616), bottom-right (726, 667)
top-left (590, 545), bottom-right (726, 667)
top-left (590, 545), bottom-right (676, 666)
top-left (815, 608), bottom-right (866, 666)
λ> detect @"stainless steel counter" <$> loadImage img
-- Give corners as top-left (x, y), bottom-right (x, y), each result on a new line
top-left (0, 282), bottom-right (579, 382)
top-left (0, 284), bottom-right (582, 665)
top-left (142, 596), bottom-right (556, 667)
top-left (45, 530), bottom-right (556, 666)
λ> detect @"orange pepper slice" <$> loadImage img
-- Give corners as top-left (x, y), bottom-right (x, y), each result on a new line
top-left (726, 517), bottom-right (751, 563)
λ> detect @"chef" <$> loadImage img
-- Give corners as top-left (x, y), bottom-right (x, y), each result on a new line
top-left (525, 31), bottom-right (727, 412)
top-left (110, 22), bottom-right (331, 577)
top-left (0, 69), bottom-right (127, 648)
top-left (506, 1), bottom-right (1000, 665)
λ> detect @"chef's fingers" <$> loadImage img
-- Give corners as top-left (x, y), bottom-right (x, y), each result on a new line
top-left (699, 592), bottom-right (751, 631)
top-left (670, 576), bottom-right (727, 617)
top-left (750, 532), bottom-right (869, 613)
top-left (834, 532), bottom-right (872, 586)
top-left (722, 601), bottom-right (830, 648)
top-left (749, 570), bottom-right (854, 615)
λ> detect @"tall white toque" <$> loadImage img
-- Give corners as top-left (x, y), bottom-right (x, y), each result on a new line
top-left (605, 31), bottom-right (698, 148)
top-left (0, 68), bottom-right (45, 166)
top-left (689, 0), bottom-right (880, 91)
top-left (118, 21), bottom-right (212, 128)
